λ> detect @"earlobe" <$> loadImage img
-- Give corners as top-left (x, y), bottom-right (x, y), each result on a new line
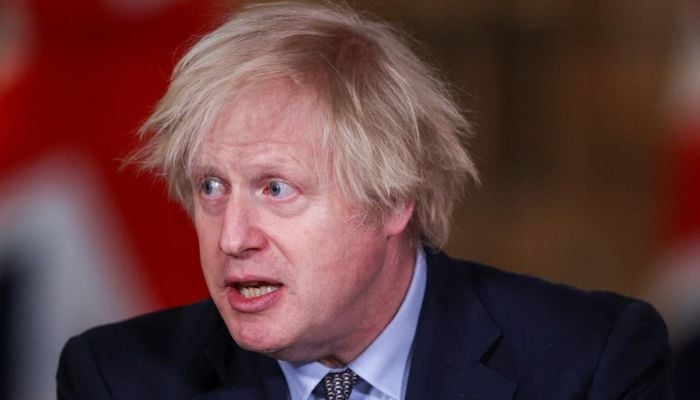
top-left (385, 200), bottom-right (414, 236)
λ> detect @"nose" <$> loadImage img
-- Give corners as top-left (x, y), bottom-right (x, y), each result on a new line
top-left (218, 196), bottom-right (267, 259)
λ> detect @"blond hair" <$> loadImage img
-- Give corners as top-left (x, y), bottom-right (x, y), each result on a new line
top-left (135, 0), bottom-right (478, 248)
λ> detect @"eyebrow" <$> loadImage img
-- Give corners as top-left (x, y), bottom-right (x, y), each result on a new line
top-left (188, 164), bottom-right (219, 183)
top-left (190, 159), bottom-right (305, 180)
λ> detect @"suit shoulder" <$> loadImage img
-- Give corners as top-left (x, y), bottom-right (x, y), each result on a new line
top-left (80, 299), bottom-right (221, 352)
top-left (427, 250), bottom-right (667, 351)
top-left (430, 250), bottom-right (645, 322)
top-left (58, 299), bottom-right (223, 399)
top-left (425, 250), bottom-right (671, 395)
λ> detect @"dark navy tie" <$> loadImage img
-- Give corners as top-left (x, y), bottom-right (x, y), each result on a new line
top-left (321, 368), bottom-right (358, 400)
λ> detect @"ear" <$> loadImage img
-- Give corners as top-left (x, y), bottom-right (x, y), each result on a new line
top-left (384, 200), bottom-right (415, 237)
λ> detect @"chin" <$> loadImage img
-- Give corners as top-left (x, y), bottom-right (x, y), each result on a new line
top-left (229, 325), bottom-right (287, 354)
top-left (231, 329), bottom-right (323, 363)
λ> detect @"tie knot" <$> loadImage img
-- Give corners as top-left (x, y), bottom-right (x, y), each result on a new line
top-left (321, 368), bottom-right (358, 400)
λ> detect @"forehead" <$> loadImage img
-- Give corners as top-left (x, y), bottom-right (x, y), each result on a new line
top-left (206, 78), bottom-right (325, 148)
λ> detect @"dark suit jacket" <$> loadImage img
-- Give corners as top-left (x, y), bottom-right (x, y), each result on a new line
top-left (56, 250), bottom-right (672, 399)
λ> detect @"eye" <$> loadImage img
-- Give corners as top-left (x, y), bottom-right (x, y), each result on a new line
top-left (200, 177), bottom-right (226, 198)
top-left (263, 180), bottom-right (295, 199)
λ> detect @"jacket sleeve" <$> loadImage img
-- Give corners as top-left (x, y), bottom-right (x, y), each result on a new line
top-left (586, 300), bottom-right (673, 399)
top-left (56, 334), bottom-right (113, 400)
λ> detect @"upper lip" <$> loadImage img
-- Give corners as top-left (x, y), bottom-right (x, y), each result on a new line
top-left (225, 275), bottom-right (283, 288)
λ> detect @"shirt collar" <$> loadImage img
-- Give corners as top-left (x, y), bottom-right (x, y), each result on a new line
top-left (278, 247), bottom-right (427, 400)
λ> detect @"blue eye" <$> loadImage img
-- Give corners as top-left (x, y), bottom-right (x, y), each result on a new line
top-left (201, 178), bottom-right (225, 197)
top-left (265, 180), bottom-right (294, 198)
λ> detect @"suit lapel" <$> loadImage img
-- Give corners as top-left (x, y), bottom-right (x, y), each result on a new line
top-left (406, 250), bottom-right (517, 400)
top-left (192, 326), bottom-right (288, 400)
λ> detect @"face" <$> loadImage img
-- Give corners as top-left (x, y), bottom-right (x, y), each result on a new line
top-left (191, 79), bottom-right (415, 366)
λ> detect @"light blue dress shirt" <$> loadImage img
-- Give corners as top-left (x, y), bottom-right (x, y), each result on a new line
top-left (278, 247), bottom-right (427, 400)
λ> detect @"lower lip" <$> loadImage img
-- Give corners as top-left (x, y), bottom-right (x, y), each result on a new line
top-left (227, 285), bottom-right (284, 313)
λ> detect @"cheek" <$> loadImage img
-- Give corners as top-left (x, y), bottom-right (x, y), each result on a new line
top-left (302, 227), bottom-right (384, 286)
top-left (193, 213), bottom-right (224, 278)
top-left (193, 205), bottom-right (220, 247)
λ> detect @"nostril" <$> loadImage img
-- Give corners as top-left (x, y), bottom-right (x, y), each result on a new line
top-left (226, 247), bottom-right (261, 260)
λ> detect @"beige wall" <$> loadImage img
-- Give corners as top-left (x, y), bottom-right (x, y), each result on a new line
top-left (352, 0), bottom-right (676, 297)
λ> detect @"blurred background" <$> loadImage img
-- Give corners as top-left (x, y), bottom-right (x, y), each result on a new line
top-left (1, 0), bottom-right (698, 398)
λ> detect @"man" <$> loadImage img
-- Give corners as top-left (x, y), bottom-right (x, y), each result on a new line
top-left (56, 1), bottom-right (672, 399)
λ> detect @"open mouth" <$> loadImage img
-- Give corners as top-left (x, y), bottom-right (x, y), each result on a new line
top-left (236, 281), bottom-right (281, 299)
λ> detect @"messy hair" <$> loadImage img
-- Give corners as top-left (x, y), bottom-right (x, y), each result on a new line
top-left (134, 0), bottom-right (478, 248)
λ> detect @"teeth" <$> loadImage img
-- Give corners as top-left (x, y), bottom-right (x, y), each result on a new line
top-left (239, 284), bottom-right (280, 299)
